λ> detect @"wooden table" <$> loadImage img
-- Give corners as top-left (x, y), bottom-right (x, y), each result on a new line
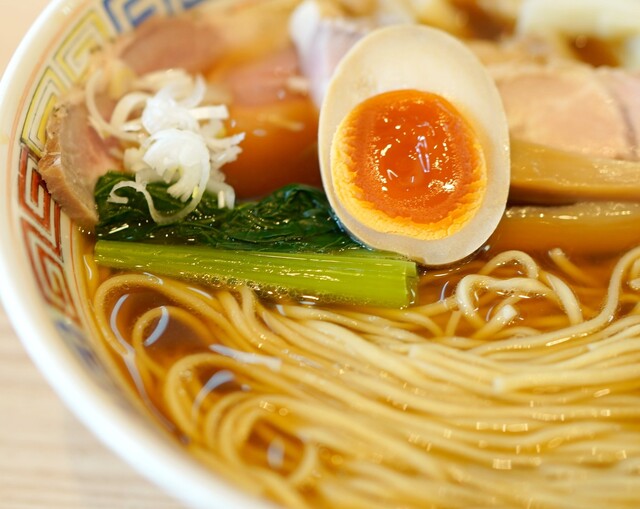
top-left (0, 2), bottom-right (184, 508)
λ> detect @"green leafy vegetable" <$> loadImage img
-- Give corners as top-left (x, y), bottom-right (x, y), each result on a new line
top-left (95, 172), bottom-right (362, 253)
top-left (95, 241), bottom-right (418, 308)
top-left (94, 172), bottom-right (419, 307)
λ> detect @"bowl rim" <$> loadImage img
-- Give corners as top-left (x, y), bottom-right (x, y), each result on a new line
top-left (0, 1), bottom-right (275, 508)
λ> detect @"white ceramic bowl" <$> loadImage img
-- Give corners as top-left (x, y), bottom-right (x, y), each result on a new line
top-left (0, 1), bottom-right (273, 508)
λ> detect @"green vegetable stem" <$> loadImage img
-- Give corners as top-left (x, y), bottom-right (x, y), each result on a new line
top-left (94, 173), bottom-right (419, 306)
top-left (95, 241), bottom-right (418, 308)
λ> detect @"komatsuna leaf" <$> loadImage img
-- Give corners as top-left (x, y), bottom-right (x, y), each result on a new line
top-left (94, 172), bottom-right (363, 253)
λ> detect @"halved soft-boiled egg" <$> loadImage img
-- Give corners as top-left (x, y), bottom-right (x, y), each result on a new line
top-left (319, 25), bottom-right (510, 265)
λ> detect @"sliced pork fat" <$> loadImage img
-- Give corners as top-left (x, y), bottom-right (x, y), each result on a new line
top-left (38, 90), bottom-right (119, 228)
top-left (597, 68), bottom-right (640, 161)
top-left (490, 60), bottom-right (636, 161)
top-left (113, 16), bottom-right (224, 76)
top-left (289, 0), bottom-right (368, 107)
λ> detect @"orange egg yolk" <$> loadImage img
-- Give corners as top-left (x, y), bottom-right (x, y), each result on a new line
top-left (332, 89), bottom-right (486, 239)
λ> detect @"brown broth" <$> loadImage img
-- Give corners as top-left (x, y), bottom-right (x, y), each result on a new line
top-left (82, 230), bottom-right (640, 509)
top-left (92, 245), bottom-right (621, 428)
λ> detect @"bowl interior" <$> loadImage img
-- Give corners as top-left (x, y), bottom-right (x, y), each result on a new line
top-left (0, 1), bottom-right (272, 507)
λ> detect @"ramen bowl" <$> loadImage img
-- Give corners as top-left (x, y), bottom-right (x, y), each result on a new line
top-left (4, 1), bottom-right (640, 508)
top-left (0, 1), bottom-right (269, 508)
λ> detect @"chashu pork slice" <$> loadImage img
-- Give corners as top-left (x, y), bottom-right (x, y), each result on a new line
top-left (493, 60), bottom-right (640, 204)
top-left (38, 15), bottom-right (225, 230)
top-left (38, 90), bottom-right (118, 229)
top-left (490, 60), bottom-right (638, 162)
top-left (597, 67), bottom-right (640, 161)
top-left (111, 15), bottom-right (224, 76)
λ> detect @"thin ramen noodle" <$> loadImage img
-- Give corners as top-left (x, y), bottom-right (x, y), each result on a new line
top-left (83, 242), bottom-right (640, 509)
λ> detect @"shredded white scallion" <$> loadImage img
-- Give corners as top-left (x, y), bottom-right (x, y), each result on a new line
top-left (86, 70), bottom-right (143, 144)
top-left (86, 67), bottom-right (243, 224)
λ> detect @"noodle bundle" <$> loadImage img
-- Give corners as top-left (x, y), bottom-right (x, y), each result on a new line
top-left (87, 247), bottom-right (640, 509)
